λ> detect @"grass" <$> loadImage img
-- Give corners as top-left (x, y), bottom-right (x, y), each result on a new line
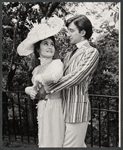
top-left (3, 136), bottom-right (38, 148)
top-left (3, 140), bottom-right (101, 148)
top-left (3, 140), bottom-right (38, 148)
top-left (2, 134), bottom-right (101, 148)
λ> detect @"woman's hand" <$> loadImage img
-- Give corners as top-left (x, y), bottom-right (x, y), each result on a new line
top-left (34, 74), bottom-right (42, 85)
top-left (25, 86), bottom-right (37, 100)
top-left (33, 80), bottom-right (42, 92)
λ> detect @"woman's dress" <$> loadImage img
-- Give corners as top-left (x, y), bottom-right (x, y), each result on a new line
top-left (32, 59), bottom-right (65, 147)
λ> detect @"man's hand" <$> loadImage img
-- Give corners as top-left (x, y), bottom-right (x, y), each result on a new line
top-left (33, 80), bottom-right (42, 92)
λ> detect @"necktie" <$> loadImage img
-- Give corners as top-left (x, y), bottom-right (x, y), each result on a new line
top-left (69, 45), bottom-right (78, 59)
top-left (64, 45), bottom-right (78, 73)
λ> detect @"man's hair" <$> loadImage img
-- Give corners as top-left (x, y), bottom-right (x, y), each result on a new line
top-left (66, 15), bottom-right (93, 39)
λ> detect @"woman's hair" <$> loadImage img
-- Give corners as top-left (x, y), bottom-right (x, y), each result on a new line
top-left (66, 15), bottom-right (93, 40)
top-left (32, 36), bottom-right (56, 68)
top-left (34, 36), bottom-right (56, 59)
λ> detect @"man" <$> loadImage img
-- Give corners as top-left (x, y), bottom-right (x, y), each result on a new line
top-left (48, 15), bottom-right (99, 147)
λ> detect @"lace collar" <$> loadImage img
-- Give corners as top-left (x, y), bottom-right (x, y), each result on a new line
top-left (38, 57), bottom-right (52, 66)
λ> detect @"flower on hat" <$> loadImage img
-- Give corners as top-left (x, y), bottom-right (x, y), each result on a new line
top-left (44, 15), bottom-right (64, 28)
top-left (17, 15), bottom-right (64, 56)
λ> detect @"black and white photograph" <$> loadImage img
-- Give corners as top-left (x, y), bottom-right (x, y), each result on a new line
top-left (2, 1), bottom-right (120, 148)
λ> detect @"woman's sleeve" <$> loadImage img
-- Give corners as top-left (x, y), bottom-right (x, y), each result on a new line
top-left (37, 59), bottom-right (64, 85)
top-left (31, 66), bottom-right (39, 84)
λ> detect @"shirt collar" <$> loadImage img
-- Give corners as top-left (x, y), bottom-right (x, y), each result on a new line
top-left (76, 40), bottom-right (88, 49)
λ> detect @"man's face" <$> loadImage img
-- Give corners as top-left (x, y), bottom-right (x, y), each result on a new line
top-left (67, 22), bottom-right (82, 44)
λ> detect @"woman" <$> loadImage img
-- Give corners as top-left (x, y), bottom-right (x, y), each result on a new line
top-left (17, 16), bottom-right (65, 147)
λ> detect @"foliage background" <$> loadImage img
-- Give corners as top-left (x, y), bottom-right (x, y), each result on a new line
top-left (2, 2), bottom-right (119, 147)
top-left (2, 2), bottom-right (119, 95)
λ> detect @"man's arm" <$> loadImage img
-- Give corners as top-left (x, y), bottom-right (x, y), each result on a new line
top-left (48, 48), bottom-right (99, 93)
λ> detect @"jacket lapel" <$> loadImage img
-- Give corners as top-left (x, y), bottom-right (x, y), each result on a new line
top-left (64, 41), bottom-right (90, 73)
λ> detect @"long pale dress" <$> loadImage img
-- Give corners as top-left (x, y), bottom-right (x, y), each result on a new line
top-left (32, 59), bottom-right (65, 147)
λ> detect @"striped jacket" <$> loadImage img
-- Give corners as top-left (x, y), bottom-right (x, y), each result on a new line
top-left (48, 40), bottom-right (99, 123)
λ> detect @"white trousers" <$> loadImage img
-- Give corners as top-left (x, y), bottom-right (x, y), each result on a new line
top-left (63, 122), bottom-right (89, 147)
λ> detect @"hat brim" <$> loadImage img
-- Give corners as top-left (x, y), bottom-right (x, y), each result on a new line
top-left (17, 16), bottom-right (64, 56)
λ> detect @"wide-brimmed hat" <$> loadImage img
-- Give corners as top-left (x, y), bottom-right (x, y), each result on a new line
top-left (17, 15), bottom-right (64, 56)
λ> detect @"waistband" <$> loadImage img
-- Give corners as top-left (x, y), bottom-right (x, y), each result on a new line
top-left (35, 93), bottom-right (61, 101)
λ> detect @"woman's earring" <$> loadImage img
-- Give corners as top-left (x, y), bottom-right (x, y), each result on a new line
top-left (38, 49), bottom-right (40, 55)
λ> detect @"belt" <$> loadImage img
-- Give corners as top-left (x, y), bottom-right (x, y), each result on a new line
top-left (35, 93), bottom-right (61, 101)
top-left (34, 92), bottom-right (49, 101)
top-left (35, 97), bottom-right (48, 101)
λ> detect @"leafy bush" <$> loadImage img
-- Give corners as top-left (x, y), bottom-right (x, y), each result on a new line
top-left (89, 29), bottom-right (119, 96)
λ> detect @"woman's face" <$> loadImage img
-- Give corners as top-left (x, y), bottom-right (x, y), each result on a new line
top-left (39, 38), bottom-right (55, 58)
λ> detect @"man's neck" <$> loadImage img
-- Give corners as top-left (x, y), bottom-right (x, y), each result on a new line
top-left (76, 39), bottom-right (88, 49)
